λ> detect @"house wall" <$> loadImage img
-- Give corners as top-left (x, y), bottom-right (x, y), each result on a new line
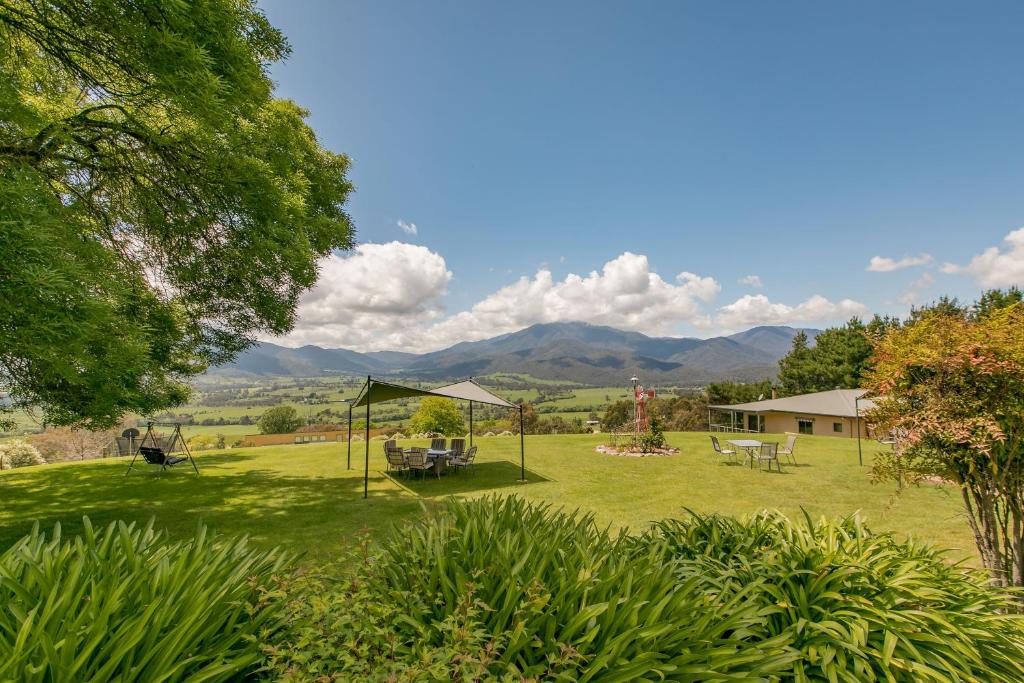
top-left (761, 412), bottom-right (867, 438)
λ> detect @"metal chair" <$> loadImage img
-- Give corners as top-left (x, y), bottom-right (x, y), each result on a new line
top-left (383, 442), bottom-right (408, 477)
top-left (405, 447), bottom-right (434, 479)
top-left (451, 445), bottom-right (477, 475)
top-left (430, 437), bottom-right (447, 451)
top-left (449, 438), bottom-right (466, 457)
top-left (778, 433), bottom-right (798, 465)
top-left (752, 442), bottom-right (781, 472)
top-left (710, 435), bottom-right (737, 464)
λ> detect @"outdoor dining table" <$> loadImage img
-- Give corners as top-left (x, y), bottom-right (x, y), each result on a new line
top-left (728, 439), bottom-right (762, 468)
top-left (425, 448), bottom-right (453, 476)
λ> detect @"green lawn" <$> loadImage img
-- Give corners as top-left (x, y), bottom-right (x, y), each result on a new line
top-left (0, 432), bottom-right (975, 566)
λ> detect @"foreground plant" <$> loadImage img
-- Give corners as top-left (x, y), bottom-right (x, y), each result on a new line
top-left (267, 497), bottom-right (1024, 681)
top-left (645, 510), bottom-right (1024, 682)
top-left (0, 518), bottom-right (291, 682)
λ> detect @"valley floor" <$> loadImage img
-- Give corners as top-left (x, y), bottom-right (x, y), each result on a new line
top-left (0, 432), bottom-right (975, 565)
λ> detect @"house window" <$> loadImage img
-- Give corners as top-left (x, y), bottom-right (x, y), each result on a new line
top-left (747, 414), bottom-right (763, 432)
top-left (833, 422), bottom-right (843, 433)
top-left (797, 419), bottom-right (814, 435)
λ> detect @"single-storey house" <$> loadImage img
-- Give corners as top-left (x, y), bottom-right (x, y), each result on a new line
top-left (708, 388), bottom-right (875, 438)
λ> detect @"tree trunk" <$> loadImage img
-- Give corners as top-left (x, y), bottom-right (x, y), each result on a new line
top-left (961, 482), bottom-right (1024, 593)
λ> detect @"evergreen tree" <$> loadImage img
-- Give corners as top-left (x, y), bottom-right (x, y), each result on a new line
top-left (777, 331), bottom-right (818, 395)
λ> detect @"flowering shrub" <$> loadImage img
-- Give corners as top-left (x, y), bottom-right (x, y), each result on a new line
top-left (0, 440), bottom-right (45, 469)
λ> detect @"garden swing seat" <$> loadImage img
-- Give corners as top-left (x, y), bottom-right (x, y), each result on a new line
top-left (139, 446), bottom-right (188, 469)
top-left (125, 422), bottom-right (200, 476)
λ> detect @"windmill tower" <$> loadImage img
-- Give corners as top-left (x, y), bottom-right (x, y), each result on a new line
top-left (631, 375), bottom-right (655, 438)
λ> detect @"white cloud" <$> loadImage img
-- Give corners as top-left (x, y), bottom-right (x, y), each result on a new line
top-left (866, 253), bottom-right (933, 272)
top-left (397, 219), bottom-right (418, 236)
top-left (422, 253), bottom-right (720, 348)
top-left (896, 272), bottom-right (935, 305)
top-left (279, 242), bottom-right (451, 349)
top-left (941, 228), bottom-right (1024, 287)
top-left (275, 247), bottom-right (873, 352)
top-left (738, 274), bottom-right (763, 288)
top-left (276, 249), bottom-right (721, 351)
top-left (715, 294), bottom-right (867, 329)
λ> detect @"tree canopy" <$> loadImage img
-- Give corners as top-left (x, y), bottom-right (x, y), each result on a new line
top-left (0, 0), bottom-right (354, 429)
top-left (777, 318), bottom-right (898, 396)
top-left (865, 291), bottom-right (1024, 587)
top-left (410, 398), bottom-right (466, 437)
top-left (257, 406), bottom-right (303, 436)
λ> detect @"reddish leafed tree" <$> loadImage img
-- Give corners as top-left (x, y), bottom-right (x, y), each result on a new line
top-left (865, 298), bottom-right (1024, 588)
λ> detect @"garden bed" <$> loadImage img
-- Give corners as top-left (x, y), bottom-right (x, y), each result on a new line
top-left (595, 444), bottom-right (679, 457)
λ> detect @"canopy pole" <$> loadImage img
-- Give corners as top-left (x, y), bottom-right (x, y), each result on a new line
top-left (346, 402), bottom-right (352, 470)
top-left (469, 400), bottom-right (474, 447)
top-left (363, 375), bottom-right (370, 499)
top-left (518, 404), bottom-right (526, 482)
top-left (855, 395), bottom-right (863, 467)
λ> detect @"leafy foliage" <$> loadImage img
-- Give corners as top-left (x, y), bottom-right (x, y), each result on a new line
top-left (258, 405), bottom-right (303, 435)
top-left (866, 292), bottom-right (1024, 587)
top-left (706, 379), bottom-right (774, 405)
top-left (638, 415), bottom-right (667, 450)
top-left (265, 496), bottom-right (795, 680)
top-left (777, 317), bottom-right (899, 396)
top-left (265, 497), bottom-right (1024, 680)
top-left (0, 439), bottom-right (45, 469)
top-left (0, 0), bottom-right (354, 429)
top-left (409, 397), bottom-right (465, 436)
top-left (644, 510), bottom-right (1024, 681)
top-left (0, 518), bottom-right (291, 682)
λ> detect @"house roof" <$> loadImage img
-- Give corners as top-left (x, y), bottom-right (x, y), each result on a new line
top-left (709, 388), bottom-right (874, 418)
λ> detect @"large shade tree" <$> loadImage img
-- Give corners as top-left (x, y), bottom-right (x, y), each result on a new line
top-left (0, 1), bottom-right (354, 429)
top-left (865, 291), bottom-right (1024, 588)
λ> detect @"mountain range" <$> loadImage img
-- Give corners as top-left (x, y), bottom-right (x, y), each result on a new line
top-left (211, 323), bottom-right (819, 385)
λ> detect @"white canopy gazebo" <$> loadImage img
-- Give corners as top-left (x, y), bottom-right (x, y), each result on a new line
top-left (346, 377), bottom-right (523, 498)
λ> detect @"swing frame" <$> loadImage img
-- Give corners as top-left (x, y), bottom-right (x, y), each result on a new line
top-left (124, 422), bottom-right (200, 476)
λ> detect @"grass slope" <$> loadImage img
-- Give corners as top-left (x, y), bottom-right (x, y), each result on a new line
top-left (0, 433), bottom-right (974, 565)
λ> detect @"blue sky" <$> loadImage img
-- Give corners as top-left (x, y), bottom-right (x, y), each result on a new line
top-left (261, 0), bottom-right (1024, 351)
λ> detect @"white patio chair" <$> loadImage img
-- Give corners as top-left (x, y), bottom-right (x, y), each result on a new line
top-left (710, 435), bottom-right (737, 464)
top-left (778, 433), bottom-right (798, 465)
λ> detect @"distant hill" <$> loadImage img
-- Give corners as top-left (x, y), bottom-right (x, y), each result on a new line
top-left (213, 322), bottom-right (820, 385)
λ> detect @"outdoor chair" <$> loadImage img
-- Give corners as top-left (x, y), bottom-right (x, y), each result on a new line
top-left (778, 433), bottom-right (798, 465)
top-left (384, 443), bottom-right (409, 477)
top-left (449, 438), bottom-right (466, 457)
top-left (138, 446), bottom-right (188, 471)
top-left (430, 438), bottom-right (447, 451)
top-left (451, 445), bottom-right (477, 475)
top-left (405, 447), bottom-right (434, 479)
top-left (752, 442), bottom-right (781, 473)
top-left (710, 435), bottom-right (737, 464)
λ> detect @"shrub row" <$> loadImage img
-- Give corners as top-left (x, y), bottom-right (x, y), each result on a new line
top-left (3, 500), bottom-right (1023, 681)
top-left (264, 497), bottom-right (1024, 681)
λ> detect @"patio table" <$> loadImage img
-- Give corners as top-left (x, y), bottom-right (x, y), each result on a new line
top-left (728, 439), bottom-right (762, 468)
top-left (426, 448), bottom-right (453, 476)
